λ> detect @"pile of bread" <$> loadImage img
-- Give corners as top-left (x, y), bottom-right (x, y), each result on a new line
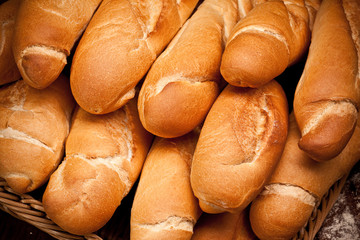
top-left (0, 0), bottom-right (359, 239)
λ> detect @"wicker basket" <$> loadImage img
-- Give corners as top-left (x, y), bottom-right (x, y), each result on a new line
top-left (0, 179), bottom-right (102, 240)
top-left (291, 174), bottom-right (349, 240)
top-left (0, 171), bottom-right (350, 240)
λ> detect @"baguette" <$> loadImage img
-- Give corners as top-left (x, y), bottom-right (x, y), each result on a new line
top-left (0, 75), bottom-right (75, 194)
top-left (137, 0), bottom-right (238, 138)
top-left (130, 130), bottom-right (201, 240)
top-left (191, 207), bottom-right (258, 240)
top-left (43, 97), bottom-right (153, 235)
top-left (249, 113), bottom-right (360, 240)
top-left (12, 0), bottom-right (102, 89)
top-left (293, 0), bottom-right (360, 161)
top-left (220, 0), bottom-right (312, 88)
top-left (70, 0), bottom-right (199, 115)
top-left (190, 81), bottom-right (288, 214)
top-left (0, 0), bottom-right (21, 86)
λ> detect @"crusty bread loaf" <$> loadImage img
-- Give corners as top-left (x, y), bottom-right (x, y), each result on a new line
top-left (293, 0), bottom-right (360, 161)
top-left (43, 97), bottom-right (153, 235)
top-left (249, 113), bottom-right (360, 240)
top-left (190, 80), bottom-right (288, 214)
top-left (191, 207), bottom-right (258, 240)
top-left (0, 0), bottom-right (21, 85)
top-left (137, 0), bottom-right (238, 138)
top-left (130, 130), bottom-right (201, 240)
top-left (12, 0), bottom-right (102, 89)
top-left (0, 75), bottom-right (75, 194)
top-left (220, 0), bottom-right (312, 88)
top-left (70, 0), bottom-right (199, 115)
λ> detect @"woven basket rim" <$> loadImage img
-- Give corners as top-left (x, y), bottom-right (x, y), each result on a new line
top-left (0, 174), bottom-right (350, 240)
top-left (0, 178), bottom-right (102, 240)
top-left (291, 174), bottom-right (349, 240)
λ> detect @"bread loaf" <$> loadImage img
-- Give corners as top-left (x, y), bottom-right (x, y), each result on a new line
top-left (70, 0), bottom-right (199, 115)
top-left (137, 0), bottom-right (238, 138)
top-left (0, 75), bottom-right (75, 194)
top-left (0, 0), bottom-right (21, 85)
top-left (190, 80), bottom-right (288, 214)
top-left (293, 0), bottom-right (360, 161)
top-left (191, 207), bottom-right (258, 240)
top-left (43, 97), bottom-right (153, 235)
top-left (130, 130), bottom-right (201, 239)
top-left (249, 113), bottom-right (360, 240)
top-left (220, 0), bottom-right (312, 88)
top-left (12, 0), bottom-right (102, 89)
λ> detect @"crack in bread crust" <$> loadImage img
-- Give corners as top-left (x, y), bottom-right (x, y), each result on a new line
top-left (0, 127), bottom-right (54, 153)
top-left (229, 25), bottom-right (290, 57)
top-left (302, 100), bottom-right (358, 136)
top-left (261, 183), bottom-right (318, 207)
top-left (20, 45), bottom-right (67, 62)
top-left (232, 92), bottom-right (269, 164)
top-left (134, 215), bottom-right (195, 233)
top-left (66, 154), bottom-right (132, 196)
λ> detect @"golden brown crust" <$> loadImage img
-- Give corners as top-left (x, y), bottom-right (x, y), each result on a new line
top-left (0, 75), bottom-right (75, 194)
top-left (249, 113), bottom-right (360, 239)
top-left (191, 207), bottom-right (258, 240)
top-left (0, 0), bottom-right (21, 85)
top-left (43, 97), bottom-right (153, 235)
top-left (293, 0), bottom-right (360, 161)
top-left (190, 80), bottom-right (288, 214)
top-left (138, 0), bottom-right (238, 138)
top-left (70, 0), bottom-right (199, 115)
top-left (131, 131), bottom-right (201, 239)
top-left (12, 0), bottom-right (102, 89)
top-left (220, 0), bottom-right (311, 88)
top-left (250, 193), bottom-right (314, 240)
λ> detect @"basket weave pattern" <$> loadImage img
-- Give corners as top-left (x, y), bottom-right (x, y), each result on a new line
top-left (292, 175), bottom-right (348, 240)
top-left (0, 178), bottom-right (102, 240)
